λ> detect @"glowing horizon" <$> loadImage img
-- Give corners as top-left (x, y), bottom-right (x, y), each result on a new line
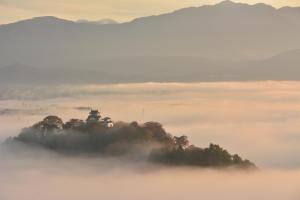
top-left (1, 0), bottom-right (300, 24)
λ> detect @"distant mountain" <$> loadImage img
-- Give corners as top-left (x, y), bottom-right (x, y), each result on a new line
top-left (1, 51), bottom-right (299, 85)
top-left (76, 19), bottom-right (118, 25)
top-left (240, 49), bottom-right (300, 80)
top-left (0, 1), bottom-right (300, 84)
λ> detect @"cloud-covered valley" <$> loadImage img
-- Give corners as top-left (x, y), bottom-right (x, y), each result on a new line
top-left (0, 81), bottom-right (300, 200)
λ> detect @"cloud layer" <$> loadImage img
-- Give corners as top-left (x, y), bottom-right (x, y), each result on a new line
top-left (0, 81), bottom-right (300, 199)
top-left (0, 147), bottom-right (300, 200)
top-left (0, 81), bottom-right (300, 169)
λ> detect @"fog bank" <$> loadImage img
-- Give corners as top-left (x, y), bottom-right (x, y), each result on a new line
top-left (1, 82), bottom-right (299, 168)
top-left (0, 81), bottom-right (300, 199)
top-left (0, 147), bottom-right (299, 200)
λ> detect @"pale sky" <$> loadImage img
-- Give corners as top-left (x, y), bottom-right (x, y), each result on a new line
top-left (0, 0), bottom-right (300, 24)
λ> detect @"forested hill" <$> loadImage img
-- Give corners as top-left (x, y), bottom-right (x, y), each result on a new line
top-left (5, 115), bottom-right (256, 169)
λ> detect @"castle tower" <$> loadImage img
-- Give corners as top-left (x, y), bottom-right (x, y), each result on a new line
top-left (86, 109), bottom-right (101, 123)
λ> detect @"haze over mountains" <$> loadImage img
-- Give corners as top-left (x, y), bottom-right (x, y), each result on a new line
top-left (76, 19), bottom-right (119, 25)
top-left (0, 0), bottom-right (300, 84)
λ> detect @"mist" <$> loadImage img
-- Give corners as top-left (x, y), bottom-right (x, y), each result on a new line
top-left (0, 146), bottom-right (300, 200)
top-left (2, 1), bottom-right (300, 199)
top-left (1, 1), bottom-right (300, 85)
top-left (1, 81), bottom-right (300, 168)
top-left (1, 81), bottom-right (300, 200)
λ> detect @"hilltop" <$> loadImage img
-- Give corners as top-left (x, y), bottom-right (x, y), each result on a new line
top-left (5, 110), bottom-right (256, 169)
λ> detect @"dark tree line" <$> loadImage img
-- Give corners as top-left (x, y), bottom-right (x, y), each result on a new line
top-left (150, 144), bottom-right (254, 168)
top-left (11, 115), bottom-right (256, 169)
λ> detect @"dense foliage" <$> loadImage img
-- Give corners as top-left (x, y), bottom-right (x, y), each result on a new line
top-left (11, 115), bottom-right (256, 169)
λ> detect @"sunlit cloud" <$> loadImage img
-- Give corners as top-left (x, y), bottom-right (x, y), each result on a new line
top-left (1, 81), bottom-right (300, 199)
top-left (1, 82), bottom-right (300, 168)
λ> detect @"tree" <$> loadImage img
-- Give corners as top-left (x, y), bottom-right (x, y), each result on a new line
top-left (64, 119), bottom-right (84, 129)
top-left (174, 135), bottom-right (189, 149)
top-left (42, 116), bottom-right (64, 130)
top-left (232, 154), bottom-right (243, 164)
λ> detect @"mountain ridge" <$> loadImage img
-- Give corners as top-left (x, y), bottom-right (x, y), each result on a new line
top-left (0, 1), bottom-right (300, 84)
top-left (2, 1), bottom-right (300, 27)
top-left (1, 49), bottom-right (300, 85)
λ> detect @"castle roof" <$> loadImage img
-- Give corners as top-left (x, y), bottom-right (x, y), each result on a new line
top-left (90, 109), bottom-right (100, 114)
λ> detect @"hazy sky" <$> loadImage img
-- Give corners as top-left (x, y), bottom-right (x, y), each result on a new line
top-left (0, 0), bottom-right (300, 24)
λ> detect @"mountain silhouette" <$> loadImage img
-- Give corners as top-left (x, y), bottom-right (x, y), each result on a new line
top-left (0, 1), bottom-right (300, 84)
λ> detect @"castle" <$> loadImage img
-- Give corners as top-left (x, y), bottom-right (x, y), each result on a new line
top-left (86, 109), bottom-right (114, 128)
top-left (37, 109), bottom-right (114, 132)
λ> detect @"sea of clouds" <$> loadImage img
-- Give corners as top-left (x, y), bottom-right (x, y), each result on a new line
top-left (0, 81), bottom-right (300, 200)
top-left (0, 146), bottom-right (300, 200)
